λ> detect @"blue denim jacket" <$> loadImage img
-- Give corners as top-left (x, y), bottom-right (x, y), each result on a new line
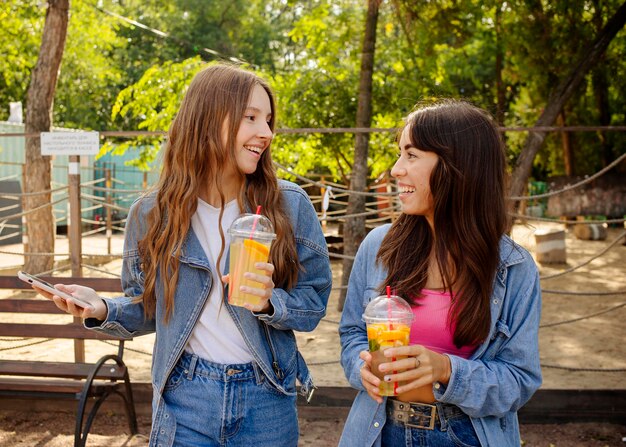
top-left (339, 224), bottom-right (542, 447)
top-left (85, 180), bottom-right (332, 447)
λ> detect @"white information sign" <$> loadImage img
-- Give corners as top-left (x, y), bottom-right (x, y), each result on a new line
top-left (41, 131), bottom-right (100, 156)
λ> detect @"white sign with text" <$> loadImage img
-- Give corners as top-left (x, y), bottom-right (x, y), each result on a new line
top-left (41, 131), bottom-right (99, 155)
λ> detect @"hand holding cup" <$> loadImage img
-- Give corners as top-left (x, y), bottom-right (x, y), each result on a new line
top-left (226, 209), bottom-right (276, 310)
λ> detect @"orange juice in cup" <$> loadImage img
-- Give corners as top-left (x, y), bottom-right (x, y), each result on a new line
top-left (363, 294), bottom-right (413, 396)
top-left (227, 212), bottom-right (276, 307)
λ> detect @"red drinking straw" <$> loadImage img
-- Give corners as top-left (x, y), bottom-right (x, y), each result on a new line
top-left (386, 285), bottom-right (398, 394)
top-left (386, 286), bottom-right (393, 330)
top-left (250, 205), bottom-right (262, 239)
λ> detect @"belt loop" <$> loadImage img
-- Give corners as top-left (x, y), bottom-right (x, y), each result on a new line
top-left (186, 354), bottom-right (198, 380)
top-left (436, 402), bottom-right (448, 431)
top-left (251, 362), bottom-right (263, 385)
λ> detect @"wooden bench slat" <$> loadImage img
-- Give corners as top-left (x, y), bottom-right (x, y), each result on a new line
top-left (0, 360), bottom-right (127, 380)
top-left (0, 322), bottom-right (126, 340)
top-left (0, 299), bottom-right (67, 314)
top-left (0, 377), bottom-right (121, 394)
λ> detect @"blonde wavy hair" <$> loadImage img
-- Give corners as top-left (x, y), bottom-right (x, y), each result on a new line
top-left (137, 64), bottom-right (300, 321)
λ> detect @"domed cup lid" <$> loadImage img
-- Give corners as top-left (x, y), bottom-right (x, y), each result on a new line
top-left (228, 213), bottom-right (276, 242)
top-left (362, 294), bottom-right (413, 325)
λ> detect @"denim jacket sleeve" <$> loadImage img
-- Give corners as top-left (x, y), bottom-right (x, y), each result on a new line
top-left (433, 247), bottom-right (543, 418)
top-left (339, 226), bottom-right (388, 390)
top-left (254, 182), bottom-right (332, 332)
top-left (85, 197), bottom-right (156, 337)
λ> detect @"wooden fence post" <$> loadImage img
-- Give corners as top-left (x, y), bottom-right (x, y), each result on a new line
top-left (20, 164), bottom-right (28, 260)
top-left (105, 168), bottom-right (112, 255)
top-left (67, 155), bottom-right (84, 362)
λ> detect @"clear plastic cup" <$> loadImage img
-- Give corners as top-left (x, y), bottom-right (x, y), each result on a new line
top-left (363, 294), bottom-right (414, 396)
top-left (227, 213), bottom-right (276, 307)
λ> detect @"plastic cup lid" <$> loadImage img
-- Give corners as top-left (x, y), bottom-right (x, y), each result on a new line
top-left (228, 213), bottom-right (276, 241)
top-left (362, 294), bottom-right (414, 324)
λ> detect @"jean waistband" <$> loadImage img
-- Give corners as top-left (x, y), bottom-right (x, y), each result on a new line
top-left (386, 398), bottom-right (465, 430)
top-left (179, 351), bottom-right (258, 382)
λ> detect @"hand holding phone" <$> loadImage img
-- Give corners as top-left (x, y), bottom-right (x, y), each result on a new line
top-left (17, 271), bottom-right (96, 311)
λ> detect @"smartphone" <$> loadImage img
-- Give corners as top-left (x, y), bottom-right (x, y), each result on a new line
top-left (17, 271), bottom-right (95, 311)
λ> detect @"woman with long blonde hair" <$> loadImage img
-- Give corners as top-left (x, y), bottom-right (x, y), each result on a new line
top-left (35, 63), bottom-right (332, 446)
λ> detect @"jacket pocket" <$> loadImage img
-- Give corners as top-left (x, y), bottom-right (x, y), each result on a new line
top-left (263, 324), bottom-right (298, 391)
top-left (482, 320), bottom-right (511, 361)
top-left (122, 250), bottom-right (145, 290)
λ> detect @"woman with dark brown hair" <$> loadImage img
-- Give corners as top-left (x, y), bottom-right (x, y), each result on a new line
top-left (34, 63), bottom-right (332, 446)
top-left (339, 100), bottom-right (541, 446)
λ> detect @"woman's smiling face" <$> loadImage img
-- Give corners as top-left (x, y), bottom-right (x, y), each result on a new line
top-left (233, 84), bottom-right (274, 175)
top-left (391, 125), bottom-right (440, 224)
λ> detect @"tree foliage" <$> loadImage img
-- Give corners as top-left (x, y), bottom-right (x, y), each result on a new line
top-left (3, 0), bottom-right (625, 182)
top-left (0, 0), bottom-right (44, 121)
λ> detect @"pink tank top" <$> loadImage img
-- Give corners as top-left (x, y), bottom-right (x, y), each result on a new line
top-left (409, 289), bottom-right (476, 358)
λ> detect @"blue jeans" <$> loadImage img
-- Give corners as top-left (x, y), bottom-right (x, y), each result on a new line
top-left (162, 352), bottom-right (299, 446)
top-left (382, 401), bottom-right (480, 447)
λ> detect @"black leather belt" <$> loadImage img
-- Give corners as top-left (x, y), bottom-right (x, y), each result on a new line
top-left (386, 398), bottom-right (464, 430)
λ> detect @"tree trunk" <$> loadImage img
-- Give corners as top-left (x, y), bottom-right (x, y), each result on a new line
top-left (24, 0), bottom-right (70, 273)
top-left (495, 4), bottom-right (506, 125)
top-left (338, 0), bottom-right (380, 311)
top-left (509, 1), bottom-right (626, 206)
top-left (593, 67), bottom-right (612, 166)
top-left (559, 111), bottom-right (575, 176)
top-left (592, 0), bottom-right (613, 168)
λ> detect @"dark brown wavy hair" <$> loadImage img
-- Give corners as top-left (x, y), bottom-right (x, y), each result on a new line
top-left (377, 100), bottom-right (508, 347)
top-left (137, 63), bottom-right (300, 321)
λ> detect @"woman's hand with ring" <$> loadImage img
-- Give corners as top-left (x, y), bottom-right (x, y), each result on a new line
top-left (377, 344), bottom-right (451, 394)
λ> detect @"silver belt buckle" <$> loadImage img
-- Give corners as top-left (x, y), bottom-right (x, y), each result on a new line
top-left (405, 403), bottom-right (437, 430)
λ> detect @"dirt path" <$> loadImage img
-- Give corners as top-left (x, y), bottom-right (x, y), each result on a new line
top-left (0, 410), bottom-right (624, 446)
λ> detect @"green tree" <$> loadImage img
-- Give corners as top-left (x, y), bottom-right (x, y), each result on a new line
top-left (103, 57), bottom-right (205, 169)
top-left (339, 0), bottom-right (381, 311)
top-left (509, 1), bottom-right (626, 203)
top-left (54, 0), bottom-right (126, 129)
top-left (0, 1), bottom-right (43, 121)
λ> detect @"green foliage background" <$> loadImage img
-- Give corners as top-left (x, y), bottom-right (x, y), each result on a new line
top-left (1, 0), bottom-right (624, 180)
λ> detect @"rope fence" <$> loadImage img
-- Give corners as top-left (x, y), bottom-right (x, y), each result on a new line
top-left (1, 135), bottom-right (625, 376)
top-left (508, 152), bottom-right (626, 201)
top-left (1, 146), bottom-right (624, 227)
top-left (0, 334), bottom-right (623, 372)
top-left (0, 156), bottom-right (624, 272)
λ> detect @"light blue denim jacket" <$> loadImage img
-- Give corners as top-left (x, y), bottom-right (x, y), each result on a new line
top-left (85, 180), bottom-right (332, 447)
top-left (339, 224), bottom-right (542, 447)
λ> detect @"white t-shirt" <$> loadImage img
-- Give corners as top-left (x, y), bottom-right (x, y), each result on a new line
top-left (185, 198), bottom-right (254, 363)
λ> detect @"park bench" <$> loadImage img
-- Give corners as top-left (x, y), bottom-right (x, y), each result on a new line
top-left (0, 275), bottom-right (137, 447)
